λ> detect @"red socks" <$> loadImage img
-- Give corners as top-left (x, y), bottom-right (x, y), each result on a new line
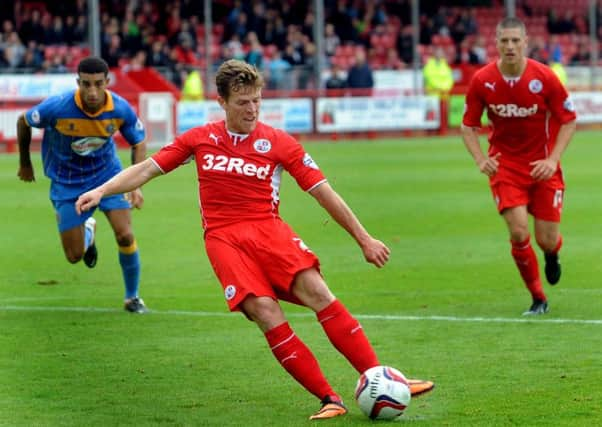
top-left (317, 300), bottom-right (379, 374)
top-left (265, 322), bottom-right (336, 400)
top-left (264, 301), bottom-right (379, 399)
top-left (511, 236), bottom-right (546, 301)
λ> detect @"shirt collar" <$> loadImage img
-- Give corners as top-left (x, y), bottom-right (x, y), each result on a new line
top-left (74, 89), bottom-right (115, 117)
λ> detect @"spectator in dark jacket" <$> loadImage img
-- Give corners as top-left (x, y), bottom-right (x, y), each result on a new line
top-left (325, 63), bottom-right (347, 90)
top-left (346, 49), bottom-right (373, 90)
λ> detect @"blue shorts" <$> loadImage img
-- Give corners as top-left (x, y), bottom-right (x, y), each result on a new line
top-left (52, 194), bottom-right (131, 232)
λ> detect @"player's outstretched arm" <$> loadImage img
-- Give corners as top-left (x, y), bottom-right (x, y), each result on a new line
top-left (76, 158), bottom-right (161, 214)
top-left (127, 141), bottom-right (148, 209)
top-left (16, 114), bottom-right (35, 182)
top-left (309, 182), bottom-right (390, 268)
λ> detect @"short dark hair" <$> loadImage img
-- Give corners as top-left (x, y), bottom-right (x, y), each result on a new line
top-left (77, 56), bottom-right (109, 76)
top-left (215, 59), bottom-right (264, 100)
top-left (496, 17), bottom-right (526, 37)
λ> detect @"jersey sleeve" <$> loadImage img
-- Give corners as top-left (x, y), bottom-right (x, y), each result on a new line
top-left (24, 95), bottom-right (61, 129)
top-left (118, 103), bottom-right (146, 145)
top-left (151, 131), bottom-right (196, 174)
top-left (279, 131), bottom-right (326, 191)
top-left (462, 74), bottom-right (485, 128)
top-left (545, 70), bottom-right (577, 124)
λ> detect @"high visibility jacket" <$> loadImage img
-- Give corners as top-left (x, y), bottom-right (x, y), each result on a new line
top-left (182, 70), bottom-right (204, 100)
top-left (423, 57), bottom-right (454, 98)
top-left (550, 62), bottom-right (567, 86)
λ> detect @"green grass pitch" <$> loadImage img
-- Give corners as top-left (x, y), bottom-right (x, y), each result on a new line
top-left (1, 130), bottom-right (601, 426)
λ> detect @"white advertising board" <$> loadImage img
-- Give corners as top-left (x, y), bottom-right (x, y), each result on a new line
top-left (571, 91), bottom-right (602, 124)
top-left (315, 96), bottom-right (440, 132)
top-left (177, 98), bottom-right (312, 134)
top-left (0, 75), bottom-right (77, 99)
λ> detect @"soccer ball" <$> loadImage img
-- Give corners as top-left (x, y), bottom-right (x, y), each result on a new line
top-left (354, 365), bottom-right (411, 420)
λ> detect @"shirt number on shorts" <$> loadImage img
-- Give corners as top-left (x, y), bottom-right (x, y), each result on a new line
top-left (293, 237), bottom-right (311, 253)
top-left (553, 189), bottom-right (563, 208)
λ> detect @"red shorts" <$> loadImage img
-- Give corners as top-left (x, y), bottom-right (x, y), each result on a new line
top-left (204, 218), bottom-right (320, 311)
top-left (490, 161), bottom-right (565, 222)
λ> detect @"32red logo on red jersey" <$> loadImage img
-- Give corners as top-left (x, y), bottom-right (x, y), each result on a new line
top-left (488, 103), bottom-right (538, 118)
top-left (201, 154), bottom-right (271, 179)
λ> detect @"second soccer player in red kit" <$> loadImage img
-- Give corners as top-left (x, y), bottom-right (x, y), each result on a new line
top-left (76, 59), bottom-right (434, 419)
top-left (461, 17), bottom-right (577, 315)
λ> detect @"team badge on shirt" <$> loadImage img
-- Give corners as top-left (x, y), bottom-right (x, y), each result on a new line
top-left (253, 139), bottom-right (272, 153)
top-left (224, 284), bottom-right (236, 300)
top-left (528, 79), bottom-right (542, 93)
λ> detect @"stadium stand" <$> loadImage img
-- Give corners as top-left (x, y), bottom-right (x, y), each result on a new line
top-left (0, 0), bottom-right (598, 90)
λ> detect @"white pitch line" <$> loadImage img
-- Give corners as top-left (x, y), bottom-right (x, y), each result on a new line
top-left (1, 305), bottom-right (602, 325)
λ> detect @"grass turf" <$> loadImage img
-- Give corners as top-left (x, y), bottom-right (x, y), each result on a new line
top-left (1, 130), bottom-right (601, 426)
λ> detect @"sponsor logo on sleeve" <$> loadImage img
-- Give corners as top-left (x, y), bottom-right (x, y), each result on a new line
top-left (302, 153), bottom-right (319, 170)
top-left (31, 110), bottom-right (41, 124)
top-left (135, 118), bottom-right (144, 131)
top-left (563, 97), bottom-right (575, 112)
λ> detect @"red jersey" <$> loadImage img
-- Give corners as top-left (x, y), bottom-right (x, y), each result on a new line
top-left (151, 120), bottom-right (326, 232)
top-left (463, 59), bottom-right (576, 163)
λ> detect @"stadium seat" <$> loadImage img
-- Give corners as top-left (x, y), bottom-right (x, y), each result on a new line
top-left (44, 46), bottom-right (57, 60)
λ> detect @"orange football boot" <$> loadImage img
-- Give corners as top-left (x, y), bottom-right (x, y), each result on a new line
top-left (309, 396), bottom-right (348, 420)
top-left (407, 379), bottom-right (435, 397)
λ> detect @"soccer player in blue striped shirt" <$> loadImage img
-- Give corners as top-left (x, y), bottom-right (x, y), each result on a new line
top-left (17, 56), bottom-right (148, 313)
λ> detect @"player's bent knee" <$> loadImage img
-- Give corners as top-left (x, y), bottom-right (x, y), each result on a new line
top-left (292, 281), bottom-right (335, 312)
top-left (534, 229), bottom-right (558, 249)
top-left (509, 229), bottom-right (530, 243)
top-left (65, 250), bottom-right (84, 264)
top-left (115, 233), bottom-right (134, 247)
top-left (240, 296), bottom-right (284, 331)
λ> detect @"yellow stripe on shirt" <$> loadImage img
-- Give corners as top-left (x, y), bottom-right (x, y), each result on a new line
top-left (55, 118), bottom-right (124, 137)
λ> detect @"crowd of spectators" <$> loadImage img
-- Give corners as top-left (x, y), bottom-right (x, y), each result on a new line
top-left (0, 0), bottom-right (599, 91)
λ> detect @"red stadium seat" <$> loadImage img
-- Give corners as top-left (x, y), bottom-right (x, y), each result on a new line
top-left (44, 46), bottom-right (57, 59)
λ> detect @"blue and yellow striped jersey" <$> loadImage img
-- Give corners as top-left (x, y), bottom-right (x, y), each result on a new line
top-left (25, 89), bottom-right (145, 200)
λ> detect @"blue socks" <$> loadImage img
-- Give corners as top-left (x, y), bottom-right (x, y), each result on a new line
top-left (118, 242), bottom-right (141, 299)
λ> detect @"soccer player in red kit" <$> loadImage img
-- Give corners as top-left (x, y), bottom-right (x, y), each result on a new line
top-left (461, 17), bottom-right (577, 315)
top-left (76, 59), bottom-right (434, 419)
